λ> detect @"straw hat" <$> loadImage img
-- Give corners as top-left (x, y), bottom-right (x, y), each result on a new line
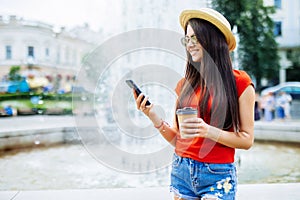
top-left (179, 8), bottom-right (236, 51)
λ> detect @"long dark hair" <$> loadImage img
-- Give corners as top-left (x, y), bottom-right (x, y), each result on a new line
top-left (177, 18), bottom-right (239, 131)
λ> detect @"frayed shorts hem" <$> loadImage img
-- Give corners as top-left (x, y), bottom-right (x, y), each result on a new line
top-left (170, 186), bottom-right (199, 200)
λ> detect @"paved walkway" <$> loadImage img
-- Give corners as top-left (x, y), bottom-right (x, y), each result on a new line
top-left (1, 183), bottom-right (300, 200)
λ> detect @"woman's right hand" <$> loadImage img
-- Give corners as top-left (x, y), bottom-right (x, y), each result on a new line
top-left (133, 91), bottom-right (154, 117)
top-left (133, 90), bottom-right (165, 128)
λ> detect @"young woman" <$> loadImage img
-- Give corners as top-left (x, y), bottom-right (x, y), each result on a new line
top-left (134, 8), bottom-right (255, 200)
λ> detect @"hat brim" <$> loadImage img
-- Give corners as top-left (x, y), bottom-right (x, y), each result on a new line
top-left (179, 9), bottom-right (236, 51)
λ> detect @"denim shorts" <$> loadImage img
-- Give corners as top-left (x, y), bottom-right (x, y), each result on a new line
top-left (170, 153), bottom-right (237, 200)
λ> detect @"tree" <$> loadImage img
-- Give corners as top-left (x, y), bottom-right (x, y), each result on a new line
top-left (8, 65), bottom-right (22, 82)
top-left (212, 0), bottom-right (280, 90)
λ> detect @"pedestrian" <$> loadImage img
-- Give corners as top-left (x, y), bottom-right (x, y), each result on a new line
top-left (275, 91), bottom-right (292, 120)
top-left (275, 91), bottom-right (286, 120)
top-left (255, 92), bottom-right (261, 121)
top-left (282, 91), bottom-right (292, 119)
top-left (263, 92), bottom-right (275, 121)
top-left (4, 105), bottom-right (13, 116)
top-left (132, 8), bottom-right (255, 199)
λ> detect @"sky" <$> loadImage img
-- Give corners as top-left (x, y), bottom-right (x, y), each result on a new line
top-left (0, 0), bottom-right (204, 34)
top-left (0, 0), bottom-right (110, 31)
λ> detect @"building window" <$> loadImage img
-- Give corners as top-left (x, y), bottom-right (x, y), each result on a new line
top-left (45, 48), bottom-right (49, 57)
top-left (5, 45), bottom-right (12, 60)
top-left (72, 50), bottom-right (76, 65)
top-left (274, 0), bottom-right (281, 9)
top-left (65, 47), bottom-right (69, 63)
top-left (274, 21), bottom-right (282, 36)
top-left (56, 48), bottom-right (61, 64)
top-left (28, 46), bottom-right (34, 58)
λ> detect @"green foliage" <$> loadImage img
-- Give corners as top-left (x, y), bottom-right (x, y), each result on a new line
top-left (211, 0), bottom-right (248, 27)
top-left (286, 48), bottom-right (300, 81)
top-left (0, 97), bottom-right (73, 115)
top-left (287, 48), bottom-right (300, 67)
top-left (212, 0), bottom-right (280, 89)
top-left (8, 65), bottom-right (22, 81)
top-left (0, 92), bottom-right (73, 101)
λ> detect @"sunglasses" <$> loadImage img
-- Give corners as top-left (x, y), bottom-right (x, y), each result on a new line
top-left (180, 35), bottom-right (198, 47)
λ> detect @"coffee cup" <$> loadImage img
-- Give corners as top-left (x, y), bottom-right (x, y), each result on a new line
top-left (176, 107), bottom-right (198, 139)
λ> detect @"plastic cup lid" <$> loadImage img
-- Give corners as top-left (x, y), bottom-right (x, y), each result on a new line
top-left (176, 107), bottom-right (197, 115)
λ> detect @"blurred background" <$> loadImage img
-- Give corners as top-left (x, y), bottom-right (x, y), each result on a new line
top-left (0, 0), bottom-right (299, 192)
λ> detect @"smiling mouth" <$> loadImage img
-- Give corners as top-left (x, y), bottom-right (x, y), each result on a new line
top-left (190, 50), bottom-right (198, 55)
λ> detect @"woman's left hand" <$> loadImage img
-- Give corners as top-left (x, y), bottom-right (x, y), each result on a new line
top-left (180, 117), bottom-right (210, 138)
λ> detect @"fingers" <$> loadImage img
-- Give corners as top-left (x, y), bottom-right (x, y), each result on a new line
top-left (133, 89), bottom-right (138, 99)
top-left (136, 93), bottom-right (150, 111)
top-left (135, 93), bottom-right (144, 108)
top-left (181, 122), bottom-right (202, 128)
top-left (140, 95), bottom-right (149, 108)
top-left (181, 127), bottom-right (204, 132)
top-left (183, 117), bottom-right (203, 123)
top-left (180, 118), bottom-right (203, 129)
top-left (179, 118), bottom-right (206, 136)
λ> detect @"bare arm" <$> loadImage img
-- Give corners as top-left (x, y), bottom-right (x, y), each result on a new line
top-left (181, 85), bottom-right (255, 150)
top-left (157, 124), bottom-right (178, 147)
top-left (134, 91), bottom-right (178, 147)
top-left (210, 85), bottom-right (255, 149)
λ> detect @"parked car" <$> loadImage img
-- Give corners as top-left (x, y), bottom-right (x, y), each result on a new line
top-left (261, 82), bottom-right (300, 100)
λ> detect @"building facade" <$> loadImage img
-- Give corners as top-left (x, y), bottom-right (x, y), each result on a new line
top-left (266, 0), bottom-right (300, 83)
top-left (0, 15), bottom-right (97, 81)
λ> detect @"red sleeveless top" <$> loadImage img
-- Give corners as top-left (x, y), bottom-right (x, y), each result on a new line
top-left (174, 70), bottom-right (253, 163)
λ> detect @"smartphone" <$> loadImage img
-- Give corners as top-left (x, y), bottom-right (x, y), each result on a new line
top-left (126, 79), bottom-right (151, 106)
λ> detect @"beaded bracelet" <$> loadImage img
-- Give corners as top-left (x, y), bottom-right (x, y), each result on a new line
top-left (154, 119), bottom-right (164, 129)
top-left (154, 120), bottom-right (170, 133)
